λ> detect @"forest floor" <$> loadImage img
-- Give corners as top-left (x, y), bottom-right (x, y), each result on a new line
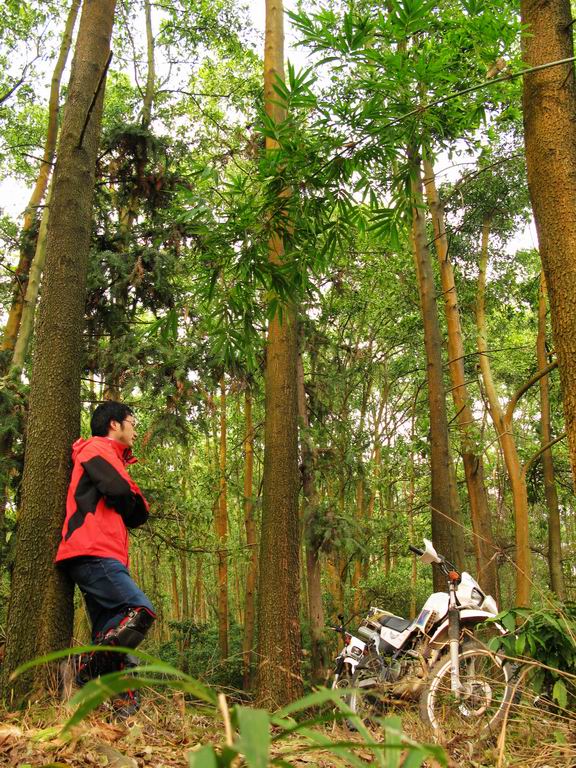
top-left (0, 690), bottom-right (574, 768)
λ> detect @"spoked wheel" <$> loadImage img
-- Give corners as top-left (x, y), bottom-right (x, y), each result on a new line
top-left (419, 641), bottom-right (516, 742)
top-left (347, 653), bottom-right (387, 728)
top-left (331, 668), bottom-right (353, 711)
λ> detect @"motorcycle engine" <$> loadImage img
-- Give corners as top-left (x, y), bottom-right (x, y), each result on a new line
top-left (378, 657), bottom-right (424, 699)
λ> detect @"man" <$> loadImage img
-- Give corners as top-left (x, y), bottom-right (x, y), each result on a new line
top-left (55, 401), bottom-right (155, 715)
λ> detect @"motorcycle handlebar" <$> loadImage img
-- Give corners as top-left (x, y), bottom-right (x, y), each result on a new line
top-left (408, 544), bottom-right (425, 556)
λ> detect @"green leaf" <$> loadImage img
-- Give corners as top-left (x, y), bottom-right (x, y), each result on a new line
top-left (385, 716), bottom-right (402, 768)
top-left (552, 679), bottom-right (568, 709)
top-left (500, 611), bottom-right (516, 634)
top-left (236, 707), bottom-right (271, 768)
top-left (188, 746), bottom-right (219, 768)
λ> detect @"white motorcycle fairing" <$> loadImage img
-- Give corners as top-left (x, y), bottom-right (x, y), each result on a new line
top-left (427, 609), bottom-right (506, 648)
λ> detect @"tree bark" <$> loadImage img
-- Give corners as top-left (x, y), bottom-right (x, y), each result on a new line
top-left (477, 216), bottom-right (531, 607)
top-left (242, 387), bottom-right (257, 689)
top-left (297, 348), bottom-right (327, 682)
top-left (216, 375), bottom-right (229, 659)
top-left (520, 0), bottom-right (576, 490)
top-left (171, 560), bottom-right (181, 621)
top-left (256, 0), bottom-right (302, 707)
top-left (11, 183), bottom-right (52, 371)
top-left (142, 0), bottom-right (155, 128)
top-left (180, 547), bottom-right (189, 620)
top-left (0, 0), bottom-right (81, 366)
top-left (409, 150), bottom-right (465, 587)
top-left (2, 0), bottom-right (117, 702)
top-left (423, 156), bottom-right (498, 598)
top-left (537, 272), bottom-right (566, 600)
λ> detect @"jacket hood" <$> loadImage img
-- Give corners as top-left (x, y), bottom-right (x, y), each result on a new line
top-left (71, 436), bottom-right (138, 465)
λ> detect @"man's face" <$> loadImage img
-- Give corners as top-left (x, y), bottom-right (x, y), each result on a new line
top-left (110, 415), bottom-right (137, 447)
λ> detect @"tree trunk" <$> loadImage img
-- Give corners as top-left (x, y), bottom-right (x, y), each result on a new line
top-left (142, 0), bottom-right (155, 128)
top-left (216, 375), bottom-right (229, 659)
top-left (171, 560), bottom-right (181, 621)
top-left (409, 150), bottom-right (465, 588)
top-left (2, 0), bottom-right (117, 702)
top-left (0, 0), bottom-right (81, 367)
top-left (242, 387), bottom-right (258, 689)
top-left (423, 156), bottom-right (498, 597)
top-left (477, 216), bottom-right (531, 606)
top-left (11, 183), bottom-right (52, 371)
top-left (180, 548), bottom-right (189, 620)
top-left (537, 272), bottom-right (566, 600)
top-left (256, 0), bottom-right (302, 707)
top-left (297, 348), bottom-right (327, 682)
top-left (520, 0), bottom-right (576, 491)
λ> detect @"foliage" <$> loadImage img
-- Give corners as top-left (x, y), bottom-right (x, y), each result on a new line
top-left (11, 646), bottom-right (446, 768)
top-left (490, 604), bottom-right (576, 709)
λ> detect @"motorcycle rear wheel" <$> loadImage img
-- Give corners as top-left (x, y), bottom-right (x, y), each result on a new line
top-left (419, 641), bottom-right (516, 742)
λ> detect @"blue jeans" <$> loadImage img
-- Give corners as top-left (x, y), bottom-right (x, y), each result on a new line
top-left (62, 556), bottom-right (155, 641)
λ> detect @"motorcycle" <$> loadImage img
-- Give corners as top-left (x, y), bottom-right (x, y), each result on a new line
top-left (348, 539), bottom-right (516, 741)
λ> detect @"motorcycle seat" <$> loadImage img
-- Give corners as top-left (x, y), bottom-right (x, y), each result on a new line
top-left (378, 615), bottom-right (412, 633)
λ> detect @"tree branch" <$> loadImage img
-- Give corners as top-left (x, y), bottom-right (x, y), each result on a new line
top-left (522, 432), bottom-right (567, 479)
top-left (505, 360), bottom-right (558, 425)
top-left (77, 51), bottom-right (113, 149)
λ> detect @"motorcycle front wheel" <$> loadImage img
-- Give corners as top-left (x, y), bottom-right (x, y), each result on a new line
top-left (419, 641), bottom-right (516, 742)
top-left (347, 652), bottom-right (386, 728)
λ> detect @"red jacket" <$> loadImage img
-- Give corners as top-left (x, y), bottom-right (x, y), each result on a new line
top-left (55, 436), bottom-right (149, 567)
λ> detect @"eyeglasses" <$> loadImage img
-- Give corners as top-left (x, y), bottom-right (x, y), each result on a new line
top-left (123, 418), bottom-right (138, 428)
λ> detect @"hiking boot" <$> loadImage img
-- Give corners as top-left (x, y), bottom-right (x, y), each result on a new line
top-left (110, 689), bottom-right (140, 720)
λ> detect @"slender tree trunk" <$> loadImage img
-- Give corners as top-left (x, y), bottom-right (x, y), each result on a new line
top-left (242, 387), bottom-right (258, 689)
top-left (193, 555), bottom-right (204, 623)
top-left (477, 216), bottom-right (531, 606)
top-left (423, 156), bottom-right (498, 597)
top-left (520, 0), bottom-right (576, 490)
top-left (216, 375), bottom-right (229, 659)
top-left (537, 272), bottom-right (566, 600)
top-left (142, 0), bottom-right (155, 127)
top-left (256, 0), bottom-right (302, 707)
top-left (11, 184), bottom-right (52, 371)
top-left (2, 0), bottom-right (117, 701)
top-left (180, 548), bottom-right (189, 620)
top-left (409, 150), bottom-right (465, 587)
top-left (171, 560), bottom-right (181, 621)
top-left (352, 478), bottom-right (365, 611)
top-left (297, 349), bottom-right (327, 682)
top-left (1, 0), bottom-right (81, 366)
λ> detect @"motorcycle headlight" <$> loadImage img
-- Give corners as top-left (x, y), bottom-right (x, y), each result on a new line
top-left (350, 645), bottom-right (363, 658)
top-left (471, 587), bottom-right (484, 606)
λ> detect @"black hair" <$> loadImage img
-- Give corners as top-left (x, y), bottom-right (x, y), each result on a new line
top-left (91, 401), bottom-right (134, 437)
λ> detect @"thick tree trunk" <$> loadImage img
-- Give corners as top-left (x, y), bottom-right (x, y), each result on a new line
top-left (256, 0), bottom-right (302, 708)
top-left (423, 156), bottom-right (498, 597)
top-left (216, 375), bottom-right (229, 659)
top-left (520, 0), bottom-right (576, 490)
top-left (2, 0), bottom-right (117, 702)
top-left (242, 388), bottom-right (258, 689)
top-left (477, 216), bottom-right (531, 606)
top-left (537, 273), bottom-right (566, 600)
top-left (409, 151), bottom-right (465, 587)
top-left (0, 0), bottom-right (81, 367)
